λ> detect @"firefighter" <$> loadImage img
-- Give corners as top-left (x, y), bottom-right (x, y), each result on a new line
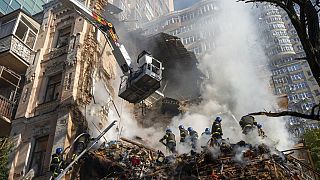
top-left (239, 115), bottom-right (258, 134)
top-left (50, 148), bottom-right (64, 178)
top-left (188, 127), bottom-right (198, 150)
top-left (179, 125), bottom-right (188, 143)
top-left (257, 124), bottom-right (266, 138)
top-left (202, 128), bottom-right (211, 136)
top-left (70, 133), bottom-right (93, 164)
top-left (211, 116), bottom-right (223, 140)
top-left (200, 128), bottom-right (211, 147)
top-left (74, 133), bottom-right (91, 155)
top-left (159, 129), bottom-right (176, 153)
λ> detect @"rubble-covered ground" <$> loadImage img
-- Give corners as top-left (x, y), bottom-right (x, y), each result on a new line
top-left (73, 137), bottom-right (310, 180)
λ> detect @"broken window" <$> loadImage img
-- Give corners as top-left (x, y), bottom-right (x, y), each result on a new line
top-left (15, 21), bottom-right (28, 41)
top-left (55, 26), bottom-right (71, 48)
top-left (44, 73), bottom-right (62, 103)
top-left (29, 136), bottom-right (49, 176)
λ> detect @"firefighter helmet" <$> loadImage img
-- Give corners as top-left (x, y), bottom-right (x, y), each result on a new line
top-left (215, 116), bottom-right (222, 123)
top-left (56, 148), bottom-right (63, 154)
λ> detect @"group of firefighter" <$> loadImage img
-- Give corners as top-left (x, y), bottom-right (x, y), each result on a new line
top-left (159, 115), bottom-right (266, 153)
top-left (50, 115), bottom-right (266, 178)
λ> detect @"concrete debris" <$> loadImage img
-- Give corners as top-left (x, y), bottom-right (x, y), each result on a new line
top-left (77, 137), bottom-right (313, 180)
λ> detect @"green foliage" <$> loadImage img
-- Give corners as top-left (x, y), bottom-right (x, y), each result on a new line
top-left (0, 137), bottom-right (12, 180)
top-left (303, 129), bottom-right (320, 171)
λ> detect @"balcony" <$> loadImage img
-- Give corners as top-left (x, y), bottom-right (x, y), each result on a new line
top-left (0, 66), bottom-right (20, 136)
top-left (0, 10), bottom-right (40, 74)
top-left (0, 35), bottom-right (35, 74)
top-left (0, 95), bottom-right (15, 136)
top-left (0, 95), bottom-right (15, 120)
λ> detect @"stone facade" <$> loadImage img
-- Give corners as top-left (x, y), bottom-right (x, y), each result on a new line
top-left (8, 0), bottom-right (118, 179)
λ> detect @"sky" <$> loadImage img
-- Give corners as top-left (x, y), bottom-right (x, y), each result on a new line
top-left (174, 0), bottom-right (199, 10)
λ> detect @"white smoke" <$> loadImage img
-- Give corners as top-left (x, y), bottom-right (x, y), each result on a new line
top-left (86, 0), bottom-right (293, 153)
top-left (168, 0), bottom-right (293, 150)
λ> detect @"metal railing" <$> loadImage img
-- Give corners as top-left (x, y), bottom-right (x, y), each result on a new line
top-left (0, 35), bottom-right (35, 65)
top-left (0, 95), bottom-right (15, 120)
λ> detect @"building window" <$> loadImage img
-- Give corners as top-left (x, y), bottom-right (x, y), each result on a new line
top-left (44, 73), bottom-right (62, 103)
top-left (13, 17), bottom-right (38, 48)
top-left (29, 136), bottom-right (49, 176)
top-left (15, 21), bottom-right (28, 41)
top-left (0, 18), bottom-right (16, 39)
top-left (182, 36), bottom-right (195, 45)
top-left (26, 31), bottom-right (36, 48)
top-left (192, 46), bottom-right (202, 55)
top-left (55, 26), bottom-right (71, 48)
top-left (290, 72), bottom-right (304, 81)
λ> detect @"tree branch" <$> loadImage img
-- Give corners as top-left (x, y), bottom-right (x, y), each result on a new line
top-left (248, 104), bottom-right (320, 121)
top-left (248, 111), bottom-right (320, 120)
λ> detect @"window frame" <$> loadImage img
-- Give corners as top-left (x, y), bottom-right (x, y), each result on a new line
top-left (28, 135), bottom-right (49, 177)
top-left (44, 73), bottom-right (62, 103)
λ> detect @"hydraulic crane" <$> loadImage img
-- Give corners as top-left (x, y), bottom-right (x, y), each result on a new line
top-left (63, 0), bottom-right (163, 103)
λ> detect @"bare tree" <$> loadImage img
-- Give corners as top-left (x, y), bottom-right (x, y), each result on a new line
top-left (238, 0), bottom-right (320, 86)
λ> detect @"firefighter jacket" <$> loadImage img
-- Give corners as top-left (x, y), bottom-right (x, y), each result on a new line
top-left (189, 130), bottom-right (198, 139)
top-left (211, 122), bottom-right (222, 135)
top-left (160, 132), bottom-right (176, 144)
top-left (239, 115), bottom-right (257, 129)
top-left (50, 153), bottom-right (64, 177)
top-left (179, 128), bottom-right (188, 141)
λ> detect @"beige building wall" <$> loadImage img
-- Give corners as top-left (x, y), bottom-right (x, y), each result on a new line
top-left (8, 0), bottom-right (119, 179)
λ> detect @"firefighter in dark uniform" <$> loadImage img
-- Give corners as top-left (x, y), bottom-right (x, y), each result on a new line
top-left (179, 125), bottom-right (189, 143)
top-left (70, 133), bottom-right (93, 164)
top-left (50, 148), bottom-right (64, 178)
top-left (74, 133), bottom-right (91, 155)
top-left (239, 115), bottom-right (258, 134)
top-left (211, 116), bottom-right (223, 139)
top-left (159, 129), bottom-right (176, 153)
top-left (187, 127), bottom-right (198, 150)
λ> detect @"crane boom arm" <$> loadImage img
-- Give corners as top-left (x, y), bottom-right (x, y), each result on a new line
top-left (65, 0), bottom-right (132, 74)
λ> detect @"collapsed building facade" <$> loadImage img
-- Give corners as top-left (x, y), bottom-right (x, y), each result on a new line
top-left (4, 0), bottom-right (202, 179)
top-left (2, 0), bottom-right (319, 180)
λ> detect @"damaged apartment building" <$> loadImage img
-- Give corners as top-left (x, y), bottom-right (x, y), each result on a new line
top-left (1, 0), bottom-right (203, 179)
top-left (4, 0), bottom-right (120, 178)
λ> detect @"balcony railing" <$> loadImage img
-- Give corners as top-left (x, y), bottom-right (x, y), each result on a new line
top-left (0, 95), bottom-right (15, 120)
top-left (0, 35), bottom-right (35, 65)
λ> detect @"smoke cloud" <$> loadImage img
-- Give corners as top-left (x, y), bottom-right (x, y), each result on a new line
top-left (86, 0), bottom-right (293, 153)
top-left (168, 0), bottom-right (293, 150)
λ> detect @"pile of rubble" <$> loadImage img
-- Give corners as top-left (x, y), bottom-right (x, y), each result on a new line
top-left (76, 137), bottom-right (312, 179)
